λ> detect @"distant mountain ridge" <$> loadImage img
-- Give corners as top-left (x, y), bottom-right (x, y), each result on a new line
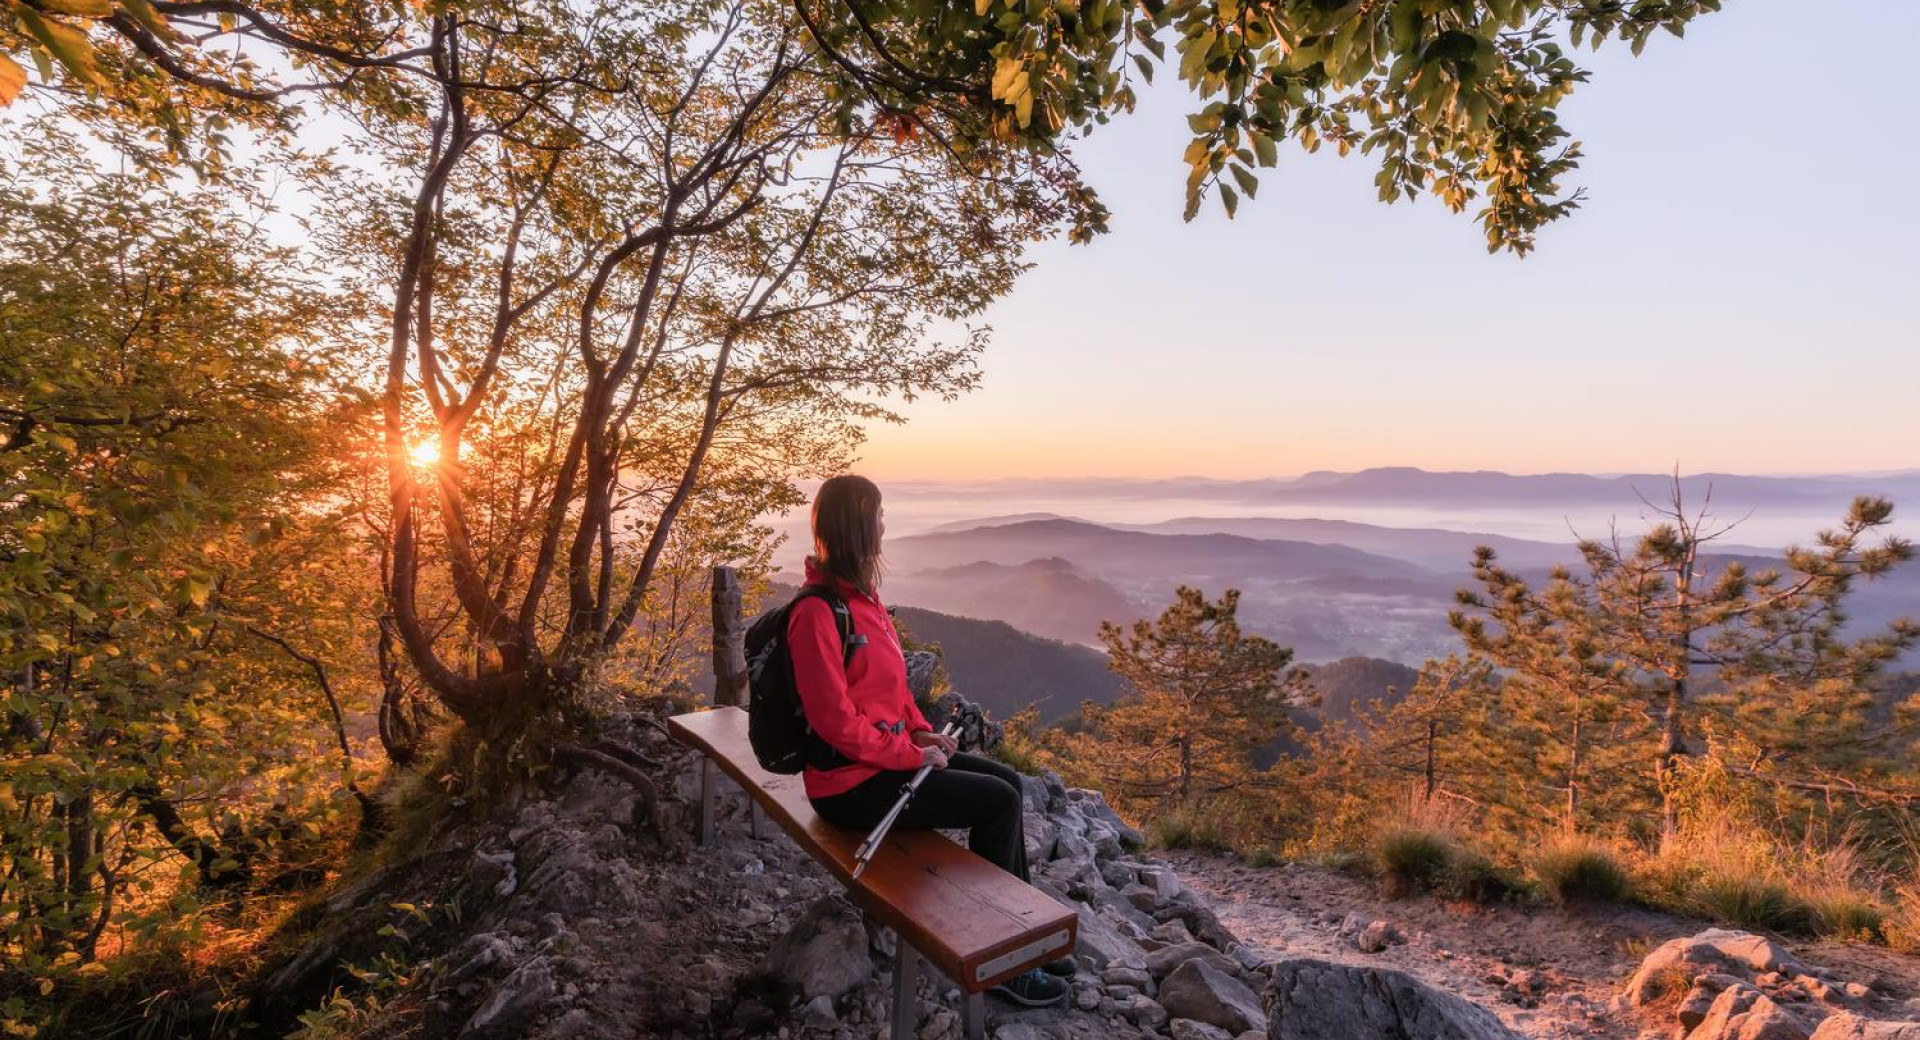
top-left (882, 556), bottom-right (1139, 645)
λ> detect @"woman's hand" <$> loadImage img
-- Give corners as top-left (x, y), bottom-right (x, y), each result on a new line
top-left (918, 745), bottom-right (950, 771)
top-left (911, 729), bottom-right (959, 755)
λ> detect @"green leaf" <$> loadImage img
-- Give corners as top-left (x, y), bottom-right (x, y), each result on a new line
top-left (1229, 163), bottom-right (1258, 199)
top-left (1252, 131), bottom-right (1277, 167)
top-left (1218, 182), bottom-right (1239, 217)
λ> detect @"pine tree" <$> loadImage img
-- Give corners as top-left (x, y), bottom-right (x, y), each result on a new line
top-left (1451, 481), bottom-right (1916, 835)
top-left (1074, 587), bottom-right (1308, 810)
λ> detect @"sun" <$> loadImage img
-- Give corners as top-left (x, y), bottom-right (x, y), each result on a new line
top-left (408, 439), bottom-right (441, 469)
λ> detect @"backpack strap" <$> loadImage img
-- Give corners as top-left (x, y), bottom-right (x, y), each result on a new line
top-left (792, 585), bottom-right (859, 669)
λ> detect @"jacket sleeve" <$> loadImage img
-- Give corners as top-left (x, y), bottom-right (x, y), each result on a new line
top-left (905, 696), bottom-right (932, 734)
top-left (788, 598), bottom-right (923, 771)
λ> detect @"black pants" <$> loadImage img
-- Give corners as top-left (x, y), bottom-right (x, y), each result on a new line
top-left (812, 753), bottom-right (1029, 882)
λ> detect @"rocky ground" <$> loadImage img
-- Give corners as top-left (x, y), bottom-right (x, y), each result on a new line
top-left (1167, 849), bottom-right (1920, 1040)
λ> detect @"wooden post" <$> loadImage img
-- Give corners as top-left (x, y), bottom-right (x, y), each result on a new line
top-left (890, 942), bottom-right (921, 1040)
top-left (711, 566), bottom-right (748, 709)
top-left (711, 565), bottom-right (763, 838)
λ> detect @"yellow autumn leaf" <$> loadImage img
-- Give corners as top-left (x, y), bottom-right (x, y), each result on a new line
top-left (0, 54), bottom-right (24, 106)
top-left (16, 9), bottom-right (103, 87)
top-left (974, 0), bottom-right (992, 15)
top-left (991, 57), bottom-right (1023, 99)
top-left (117, 0), bottom-right (181, 41)
top-left (38, 0), bottom-right (113, 15)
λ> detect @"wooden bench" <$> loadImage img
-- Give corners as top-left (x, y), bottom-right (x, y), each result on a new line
top-left (667, 706), bottom-right (1077, 1040)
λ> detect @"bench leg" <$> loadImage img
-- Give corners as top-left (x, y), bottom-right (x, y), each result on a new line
top-left (890, 943), bottom-right (920, 1040)
top-left (698, 759), bottom-right (716, 846)
top-left (961, 991), bottom-right (984, 1040)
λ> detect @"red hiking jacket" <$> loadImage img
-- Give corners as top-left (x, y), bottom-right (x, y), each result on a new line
top-left (788, 557), bottom-right (932, 797)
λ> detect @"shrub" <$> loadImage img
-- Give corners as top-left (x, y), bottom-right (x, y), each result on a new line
top-left (1533, 833), bottom-right (1632, 905)
top-left (1444, 849), bottom-right (1527, 906)
top-left (1693, 873), bottom-right (1817, 935)
top-left (1147, 801), bottom-right (1235, 853)
top-left (1883, 884), bottom-right (1920, 954)
top-left (1376, 827), bottom-right (1455, 895)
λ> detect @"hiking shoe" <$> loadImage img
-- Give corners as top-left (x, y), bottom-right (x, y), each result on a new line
top-left (1040, 954), bottom-right (1077, 977)
top-left (991, 968), bottom-right (1068, 1007)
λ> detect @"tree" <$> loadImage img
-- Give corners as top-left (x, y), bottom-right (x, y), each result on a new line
top-left (1074, 586), bottom-right (1307, 808)
top-left (3, 0), bottom-right (1727, 251)
top-left (1349, 654), bottom-right (1493, 803)
top-left (1450, 483), bottom-right (1917, 835)
top-left (295, 2), bottom-right (1075, 790)
top-left (0, 134), bottom-right (371, 979)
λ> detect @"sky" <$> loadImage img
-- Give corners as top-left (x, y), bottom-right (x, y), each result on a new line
top-left (853, 0), bottom-right (1920, 482)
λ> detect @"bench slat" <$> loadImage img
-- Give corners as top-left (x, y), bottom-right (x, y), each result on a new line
top-left (667, 707), bottom-right (1076, 992)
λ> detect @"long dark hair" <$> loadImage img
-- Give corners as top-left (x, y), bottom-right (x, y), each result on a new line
top-left (810, 475), bottom-right (883, 593)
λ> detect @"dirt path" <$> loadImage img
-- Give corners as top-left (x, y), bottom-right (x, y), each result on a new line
top-left (1164, 851), bottom-right (1706, 1040)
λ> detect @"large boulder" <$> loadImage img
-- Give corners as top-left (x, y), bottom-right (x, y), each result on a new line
top-left (755, 894), bottom-right (871, 1000)
top-left (1811, 1016), bottom-right (1920, 1040)
top-left (1626, 930), bottom-right (1810, 1006)
top-left (1688, 982), bottom-right (1810, 1040)
top-left (1160, 959), bottom-right (1267, 1036)
top-left (1264, 958), bottom-right (1522, 1040)
top-left (1035, 878), bottom-right (1149, 970)
top-left (1147, 941), bottom-right (1240, 981)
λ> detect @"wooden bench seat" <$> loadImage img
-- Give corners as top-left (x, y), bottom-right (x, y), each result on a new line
top-left (667, 706), bottom-right (1077, 1040)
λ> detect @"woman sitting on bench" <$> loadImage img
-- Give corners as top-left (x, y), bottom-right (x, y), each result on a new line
top-left (788, 474), bottom-right (1071, 1008)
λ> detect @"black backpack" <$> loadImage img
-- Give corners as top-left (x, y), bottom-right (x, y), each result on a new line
top-left (744, 586), bottom-right (861, 774)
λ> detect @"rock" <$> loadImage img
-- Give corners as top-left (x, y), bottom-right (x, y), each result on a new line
top-left (1171, 1020), bottom-right (1236, 1040)
top-left (461, 958), bottom-right (558, 1039)
top-left (1230, 944), bottom-right (1267, 973)
top-left (1681, 977), bottom-right (1748, 1031)
top-left (800, 994), bottom-right (838, 1029)
top-left (471, 849), bottom-right (518, 897)
top-left (1099, 902), bottom-right (1156, 942)
top-left (1103, 964), bottom-right (1155, 993)
top-left (757, 894), bottom-right (871, 1000)
top-left (1074, 981), bottom-right (1102, 1010)
top-left (1019, 775), bottom-right (1050, 814)
top-left (1690, 982), bottom-right (1810, 1040)
top-left (1625, 930), bottom-right (1811, 1006)
top-left (1265, 958), bottom-right (1522, 1040)
top-left (1123, 883), bottom-right (1161, 913)
top-left (1093, 888), bottom-right (1163, 936)
top-left (1122, 993), bottom-right (1171, 1029)
top-left (1810, 1014), bottom-right (1920, 1039)
top-left (1157, 896), bottom-right (1240, 951)
top-left (1043, 771), bottom-right (1068, 811)
top-left (1024, 812), bottom-right (1058, 864)
top-left (918, 1006), bottom-right (960, 1040)
top-left (1140, 865), bottom-right (1184, 903)
top-left (1038, 881), bottom-right (1148, 970)
top-left (1101, 860), bottom-right (1141, 889)
top-left (1356, 920), bottom-right (1402, 954)
top-left (1161, 958), bottom-right (1267, 1035)
top-left (1153, 919), bottom-right (1197, 945)
top-left (1055, 831), bottom-right (1098, 869)
top-left (1148, 942), bottom-right (1240, 981)
top-left (993, 1024), bottom-right (1048, 1040)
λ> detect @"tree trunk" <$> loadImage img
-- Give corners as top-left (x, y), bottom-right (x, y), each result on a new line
top-left (711, 566), bottom-right (748, 708)
top-left (1423, 718), bottom-right (1437, 801)
top-left (1659, 547), bottom-right (1696, 837)
top-left (1178, 735), bottom-right (1193, 803)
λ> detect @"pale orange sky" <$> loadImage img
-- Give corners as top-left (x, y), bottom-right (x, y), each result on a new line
top-left (852, 0), bottom-right (1919, 483)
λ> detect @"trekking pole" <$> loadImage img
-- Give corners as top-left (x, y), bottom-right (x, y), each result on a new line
top-left (851, 721), bottom-right (960, 880)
